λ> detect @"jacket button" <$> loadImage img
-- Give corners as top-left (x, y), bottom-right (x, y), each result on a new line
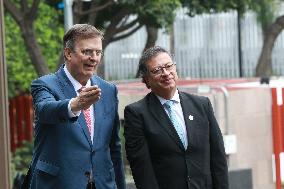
top-left (187, 176), bottom-right (191, 181)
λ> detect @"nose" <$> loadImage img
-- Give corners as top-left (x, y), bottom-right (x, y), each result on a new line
top-left (89, 53), bottom-right (100, 61)
top-left (161, 67), bottom-right (170, 76)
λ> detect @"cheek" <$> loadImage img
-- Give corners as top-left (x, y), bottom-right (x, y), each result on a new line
top-left (172, 71), bottom-right (178, 79)
top-left (175, 73), bottom-right (178, 80)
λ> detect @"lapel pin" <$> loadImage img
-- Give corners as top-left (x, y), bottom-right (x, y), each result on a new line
top-left (188, 115), bottom-right (194, 120)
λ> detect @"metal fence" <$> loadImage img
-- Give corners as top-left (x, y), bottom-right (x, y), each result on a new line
top-left (104, 7), bottom-right (284, 80)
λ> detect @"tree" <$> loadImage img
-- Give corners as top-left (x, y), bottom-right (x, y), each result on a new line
top-left (255, 15), bottom-right (284, 77)
top-left (4, 1), bottom-right (63, 97)
top-left (4, 0), bottom-right (181, 79)
top-left (255, 0), bottom-right (284, 77)
top-left (4, 0), bottom-right (49, 76)
top-left (6, 0), bottom-right (280, 83)
top-left (182, 0), bottom-right (284, 77)
top-left (72, 0), bottom-right (180, 76)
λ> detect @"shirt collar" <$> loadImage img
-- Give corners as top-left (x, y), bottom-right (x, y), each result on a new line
top-left (63, 64), bottom-right (91, 93)
top-left (156, 89), bottom-right (180, 105)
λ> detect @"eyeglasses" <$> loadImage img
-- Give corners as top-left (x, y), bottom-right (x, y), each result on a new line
top-left (80, 49), bottom-right (103, 57)
top-left (149, 62), bottom-right (176, 75)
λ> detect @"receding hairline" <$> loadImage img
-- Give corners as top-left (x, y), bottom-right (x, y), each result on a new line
top-left (63, 24), bottom-right (104, 48)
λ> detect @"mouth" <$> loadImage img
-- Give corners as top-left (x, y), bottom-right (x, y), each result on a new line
top-left (84, 62), bottom-right (97, 70)
top-left (161, 78), bottom-right (173, 84)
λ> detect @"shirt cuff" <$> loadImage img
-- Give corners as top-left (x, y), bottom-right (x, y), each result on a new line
top-left (68, 98), bottom-right (81, 117)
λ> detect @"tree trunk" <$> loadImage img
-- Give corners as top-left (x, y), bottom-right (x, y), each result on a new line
top-left (256, 15), bottom-right (284, 77)
top-left (135, 25), bottom-right (158, 78)
top-left (20, 22), bottom-right (49, 76)
top-left (4, 0), bottom-right (49, 77)
top-left (143, 25), bottom-right (158, 52)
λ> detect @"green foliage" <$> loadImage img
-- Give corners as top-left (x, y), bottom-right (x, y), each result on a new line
top-left (11, 141), bottom-right (33, 180)
top-left (5, 14), bottom-right (31, 98)
top-left (5, 2), bottom-right (64, 97)
top-left (251, 0), bottom-right (278, 29)
top-left (137, 0), bottom-right (181, 28)
top-left (181, 0), bottom-right (275, 16)
top-left (35, 3), bottom-right (64, 72)
top-left (85, 0), bottom-right (181, 34)
top-left (181, 0), bottom-right (278, 30)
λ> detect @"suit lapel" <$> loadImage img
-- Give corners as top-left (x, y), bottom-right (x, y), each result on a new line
top-left (91, 77), bottom-right (103, 149)
top-left (148, 93), bottom-right (185, 150)
top-left (179, 91), bottom-right (201, 151)
top-left (55, 65), bottom-right (92, 147)
top-left (55, 65), bottom-right (77, 99)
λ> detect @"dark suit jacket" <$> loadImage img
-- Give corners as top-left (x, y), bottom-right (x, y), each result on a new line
top-left (124, 91), bottom-right (228, 189)
top-left (28, 65), bottom-right (125, 189)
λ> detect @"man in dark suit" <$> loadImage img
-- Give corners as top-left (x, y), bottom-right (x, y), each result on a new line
top-left (124, 46), bottom-right (228, 189)
top-left (27, 24), bottom-right (125, 189)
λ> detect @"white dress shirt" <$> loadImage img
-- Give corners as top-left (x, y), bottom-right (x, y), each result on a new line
top-left (64, 65), bottom-right (94, 142)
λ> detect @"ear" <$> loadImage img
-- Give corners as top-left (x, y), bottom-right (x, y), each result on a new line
top-left (144, 76), bottom-right (151, 89)
top-left (64, 48), bottom-right (72, 61)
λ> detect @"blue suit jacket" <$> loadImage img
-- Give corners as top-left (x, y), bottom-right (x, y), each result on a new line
top-left (28, 65), bottom-right (125, 189)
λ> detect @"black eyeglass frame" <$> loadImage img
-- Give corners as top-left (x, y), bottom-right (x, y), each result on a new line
top-left (149, 62), bottom-right (176, 75)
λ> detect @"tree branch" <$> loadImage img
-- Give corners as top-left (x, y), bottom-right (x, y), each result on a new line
top-left (78, 1), bottom-right (114, 16)
top-left (21, 0), bottom-right (28, 13)
top-left (104, 7), bottom-right (132, 38)
top-left (3, 0), bottom-right (23, 25)
top-left (28, 0), bottom-right (41, 21)
top-left (115, 17), bottom-right (139, 34)
top-left (267, 15), bottom-right (284, 36)
top-left (73, 0), bottom-right (84, 24)
top-left (110, 24), bottom-right (143, 43)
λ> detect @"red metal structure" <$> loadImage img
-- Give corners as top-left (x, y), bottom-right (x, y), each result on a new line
top-left (9, 95), bottom-right (33, 153)
top-left (271, 87), bottom-right (284, 189)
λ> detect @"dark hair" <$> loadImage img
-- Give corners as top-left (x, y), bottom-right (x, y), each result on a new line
top-left (63, 24), bottom-right (104, 51)
top-left (138, 46), bottom-right (173, 88)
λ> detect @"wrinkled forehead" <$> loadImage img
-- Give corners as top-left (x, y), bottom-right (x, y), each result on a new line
top-left (74, 37), bottom-right (102, 48)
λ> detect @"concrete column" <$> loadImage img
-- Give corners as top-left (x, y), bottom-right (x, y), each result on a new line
top-left (64, 0), bottom-right (73, 31)
top-left (0, 0), bottom-right (11, 188)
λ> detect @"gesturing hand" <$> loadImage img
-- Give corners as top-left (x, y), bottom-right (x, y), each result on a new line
top-left (71, 85), bottom-right (101, 112)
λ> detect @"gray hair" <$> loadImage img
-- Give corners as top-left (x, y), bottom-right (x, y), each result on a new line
top-left (138, 46), bottom-right (173, 88)
top-left (63, 24), bottom-right (104, 51)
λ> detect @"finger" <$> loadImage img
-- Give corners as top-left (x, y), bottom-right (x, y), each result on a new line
top-left (85, 89), bottom-right (101, 98)
top-left (81, 85), bottom-right (99, 92)
top-left (85, 92), bottom-right (101, 103)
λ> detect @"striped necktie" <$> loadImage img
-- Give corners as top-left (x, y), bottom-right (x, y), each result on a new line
top-left (164, 100), bottom-right (187, 149)
top-left (80, 86), bottom-right (92, 135)
top-left (83, 108), bottom-right (92, 135)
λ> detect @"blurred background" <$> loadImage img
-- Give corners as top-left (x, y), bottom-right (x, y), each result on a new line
top-left (1, 0), bottom-right (284, 188)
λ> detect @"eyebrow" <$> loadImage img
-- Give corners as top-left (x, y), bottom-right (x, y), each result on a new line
top-left (152, 62), bottom-right (173, 68)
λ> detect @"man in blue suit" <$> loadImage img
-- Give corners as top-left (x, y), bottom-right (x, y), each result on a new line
top-left (27, 24), bottom-right (125, 189)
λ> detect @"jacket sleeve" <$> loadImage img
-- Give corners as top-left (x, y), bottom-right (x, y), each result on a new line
top-left (110, 86), bottom-right (126, 189)
top-left (31, 78), bottom-right (77, 124)
top-left (206, 97), bottom-right (229, 189)
top-left (124, 105), bottom-right (160, 189)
